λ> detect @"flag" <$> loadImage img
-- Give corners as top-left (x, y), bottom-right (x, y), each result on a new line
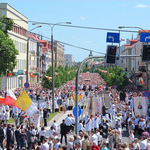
top-left (73, 94), bottom-right (82, 102)
top-left (14, 90), bottom-right (37, 116)
top-left (45, 75), bottom-right (52, 80)
top-left (4, 90), bottom-right (16, 106)
top-left (0, 97), bottom-right (4, 104)
top-left (139, 77), bottom-right (145, 86)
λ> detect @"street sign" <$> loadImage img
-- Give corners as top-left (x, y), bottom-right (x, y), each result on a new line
top-left (57, 99), bottom-right (62, 105)
top-left (140, 32), bottom-right (150, 42)
top-left (85, 91), bottom-right (88, 97)
top-left (24, 82), bottom-right (30, 88)
top-left (73, 105), bottom-right (82, 117)
top-left (106, 32), bottom-right (120, 43)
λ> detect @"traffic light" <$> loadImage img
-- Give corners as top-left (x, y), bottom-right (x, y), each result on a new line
top-left (106, 45), bottom-right (117, 64)
top-left (142, 45), bottom-right (150, 61)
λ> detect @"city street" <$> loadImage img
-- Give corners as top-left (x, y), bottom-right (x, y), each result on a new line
top-left (1, 0), bottom-right (150, 149)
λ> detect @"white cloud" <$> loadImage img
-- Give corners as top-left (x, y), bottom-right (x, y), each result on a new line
top-left (136, 4), bottom-right (149, 8)
top-left (80, 16), bottom-right (86, 21)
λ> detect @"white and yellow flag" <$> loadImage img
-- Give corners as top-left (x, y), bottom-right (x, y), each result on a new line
top-left (15, 90), bottom-right (37, 116)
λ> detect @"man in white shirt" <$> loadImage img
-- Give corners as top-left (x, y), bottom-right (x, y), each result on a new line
top-left (65, 114), bottom-right (72, 132)
top-left (41, 137), bottom-right (49, 150)
top-left (94, 114), bottom-right (99, 130)
top-left (85, 115), bottom-right (91, 134)
top-left (90, 130), bottom-right (98, 146)
top-left (140, 136), bottom-right (147, 150)
top-left (51, 120), bottom-right (57, 131)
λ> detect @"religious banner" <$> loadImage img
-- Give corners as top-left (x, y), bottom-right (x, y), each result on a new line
top-left (30, 112), bottom-right (40, 129)
top-left (96, 96), bottom-right (103, 113)
top-left (133, 96), bottom-right (146, 117)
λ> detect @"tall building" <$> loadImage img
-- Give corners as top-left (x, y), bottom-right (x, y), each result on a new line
top-left (64, 54), bottom-right (75, 67)
top-left (28, 32), bottom-right (42, 84)
top-left (39, 40), bottom-right (51, 73)
top-left (0, 3), bottom-right (28, 90)
top-left (54, 41), bottom-right (64, 67)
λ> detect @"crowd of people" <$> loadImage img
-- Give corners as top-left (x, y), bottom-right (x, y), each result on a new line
top-left (0, 72), bottom-right (150, 149)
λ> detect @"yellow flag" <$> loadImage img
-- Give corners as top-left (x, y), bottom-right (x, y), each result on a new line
top-left (73, 94), bottom-right (82, 102)
top-left (15, 90), bottom-right (32, 111)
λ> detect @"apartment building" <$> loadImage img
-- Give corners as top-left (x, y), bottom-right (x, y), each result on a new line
top-left (39, 40), bottom-right (51, 73)
top-left (0, 3), bottom-right (28, 90)
top-left (28, 33), bottom-right (42, 84)
top-left (54, 41), bottom-right (64, 67)
top-left (64, 54), bottom-right (75, 67)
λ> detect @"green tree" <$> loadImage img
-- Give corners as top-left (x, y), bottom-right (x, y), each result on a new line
top-left (95, 66), bottom-right (128, 90)
top-left (42, 66), bottom-right (77, 89)
top-left (0, 16), bottom-right (18, 75)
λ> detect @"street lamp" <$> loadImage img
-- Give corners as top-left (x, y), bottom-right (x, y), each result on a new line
top-left (118, 26), bottom-right (149, 90)
top-left (26, 25), bottom-right (42, 83)
top-left (32, 21), bottom-right (72, 113)
top-left (118, 26), bottom-right (144, 31)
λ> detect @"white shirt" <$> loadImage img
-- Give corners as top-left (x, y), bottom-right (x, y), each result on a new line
top-left (90, 134), bottom-right (98, 146)
top-left (65, 117), bottom-right (72, 126)
top-left (53, 142), bottom-right (61, 149)
top-left (140, 139), bottom-right (147, 150)
top-left (94, 116), bottom-right (99, 129)
top-left (51, 122), bottom-right (57, 131)
top-left (78, 123), bottom-right (83, 132)
top-left (5, 111), bottom-right (10, 120)
top-left (39, 130), bottom-right (46, 137)
top-left (147, 142), bottom-right (150, 150)
top-left (85, 118), bottom-right (91, 132)
top-left (49, 129), bottom-right (54, 138)
top-left (41, 142), bottom-right (49, 150)
top-left (96, 132), bottom-right (102, 142)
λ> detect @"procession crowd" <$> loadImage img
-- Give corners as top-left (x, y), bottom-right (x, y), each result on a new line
top-left (0, 72), bottom-right (150, 149)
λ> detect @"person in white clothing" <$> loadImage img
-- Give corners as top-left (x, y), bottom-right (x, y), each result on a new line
top-left (85, 116), bottom-right (91, 134)
top-left (51, 120), bottom-right (57, 131)
top-left (140, 136), bottom-right (147, 150)
top-left (147, 138), bottom-right (150, 150)
top-left (94, 114), bottom-right (99, 130)
top-left (78, 120), bottom-right (84, 132)
top-left (41, 137), bottom-right (49, 150)
top-left (65, 114), bottom-right (72, 133)
top-left (39, 127), bottom-right (46, 142)
top-left (91, 115), bottom-right (95, 130)
top-left (90, 130), bottom-right (98, 146)
top-left (5, 110), bottom-right (10, 123)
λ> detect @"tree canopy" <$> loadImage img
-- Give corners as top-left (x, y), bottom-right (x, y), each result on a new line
top-left (0, 16), bottom-right (18, 75)
top-left (95, 66), bottom-right (128, 90)
top-left (42, 65), bottom-right (77, 89)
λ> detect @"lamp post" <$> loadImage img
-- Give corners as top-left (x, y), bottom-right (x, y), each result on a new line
top-left (26, 25), bottom-right (42, 83)
top-left (33, 22), bottom-right (72, 113)
top-left (75, 55), bottom-right (105, 134)
top-left (118, 26), bottom-right (149, 90)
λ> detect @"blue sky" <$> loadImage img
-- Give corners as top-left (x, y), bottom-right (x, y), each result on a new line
top-left (1, 0), bottom-right (150, 61)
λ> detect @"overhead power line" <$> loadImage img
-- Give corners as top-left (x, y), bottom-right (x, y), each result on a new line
top-left (0, 15), bottom-right (139, 33)
top-left (37, 34), bottom-right (105, 55)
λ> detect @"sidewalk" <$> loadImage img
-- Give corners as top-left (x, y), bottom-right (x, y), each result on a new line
top-left (47, 110), bottom-right (72, 132)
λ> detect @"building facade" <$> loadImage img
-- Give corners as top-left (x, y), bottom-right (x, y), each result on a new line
top-left (39, 40), bottom-right (51, 73)
top-left (28, 33), bottom-right (42, 84)
top-left (121, 38), bottom-right (150, 89)
top-left (0, 3), bottom-right (28, 90)
top-left (54, 41), bottom-right (64, 67)
top-left (64, 54), bottom-right (75, 67)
